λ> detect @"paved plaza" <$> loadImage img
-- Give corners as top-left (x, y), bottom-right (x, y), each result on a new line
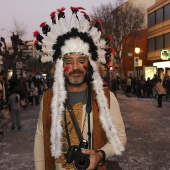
top-left (0, 91), bottom-right (170, 170)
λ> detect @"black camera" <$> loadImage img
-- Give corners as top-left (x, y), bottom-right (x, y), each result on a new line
top-left (64, 139), bottom-right (90, 170)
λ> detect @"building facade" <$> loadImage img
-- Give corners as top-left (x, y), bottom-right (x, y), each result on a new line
top-left (147, 0), bottom-right (170, 78)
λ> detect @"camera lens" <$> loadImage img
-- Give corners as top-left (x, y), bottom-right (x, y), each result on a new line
top-left (75, 154), bottom-right (90, 170)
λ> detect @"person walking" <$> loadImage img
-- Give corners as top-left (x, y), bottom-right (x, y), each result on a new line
top-left (8, 89), bottom-right (22, 131)
top-left (34, 6), bottom-right (126, 170)
top-left (156, 78), bottom-right (166, 108)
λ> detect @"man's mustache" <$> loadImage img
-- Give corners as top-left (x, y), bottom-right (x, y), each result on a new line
top-left (69, 69), bottom-right (84, 76)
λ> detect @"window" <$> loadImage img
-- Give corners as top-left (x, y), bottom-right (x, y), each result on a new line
top-left (165, 33), bottom-right (170, 48)
top-left (164, 4), bottom-right (170, 20)
top-left (156, 8), bottom-right (163, 24)
top-left (148, 12), bottom-right (155, 27)
top-left (156, 35), bottom-right (163, 50)
top-left (148, 38), bottom-right (155, 52)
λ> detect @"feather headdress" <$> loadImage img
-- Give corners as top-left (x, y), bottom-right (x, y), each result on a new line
top-left (33, 7), bottom-right (124, 158)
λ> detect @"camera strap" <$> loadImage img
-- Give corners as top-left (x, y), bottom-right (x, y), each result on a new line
top-left (64, 110), bottom-right (71, 147)
top-left (86, 83), bottom-right (92, 149)
top-left (66, 102), bottom-right (84, 143)
top-left (65, 84), bottom-right (92, 149)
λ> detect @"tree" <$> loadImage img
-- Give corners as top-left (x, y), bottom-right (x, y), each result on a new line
top-left (0, 20), bottom-right (27, 79)
top-left (91, 0), bottom-right (146, 78)
top-left (10, 19), bottom-right (27, 39)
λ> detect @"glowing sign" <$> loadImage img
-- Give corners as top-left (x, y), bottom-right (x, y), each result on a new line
top-left (161, 50), bottom-right (170, 60)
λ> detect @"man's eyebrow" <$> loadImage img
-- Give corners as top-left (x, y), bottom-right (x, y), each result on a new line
top-left (64, 56), bottom-right (87, 60)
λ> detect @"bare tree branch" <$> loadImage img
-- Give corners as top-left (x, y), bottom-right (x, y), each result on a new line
top-left (91, 0), bottom-right (146, 62)
top-left (9, 19), bottom-right (27, 38)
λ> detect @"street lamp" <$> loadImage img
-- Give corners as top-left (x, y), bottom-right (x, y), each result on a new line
top-left (134, 46), bottom-right (141, 77)
top-left (135, 46), bottom-right (140, 54)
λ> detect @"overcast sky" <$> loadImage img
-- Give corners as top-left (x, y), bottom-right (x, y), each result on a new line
top-left (0, 0), bottom-right (116, 42)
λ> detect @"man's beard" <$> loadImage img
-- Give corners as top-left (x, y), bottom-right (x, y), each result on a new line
top-left (65, 69), bottom-right (86, 87)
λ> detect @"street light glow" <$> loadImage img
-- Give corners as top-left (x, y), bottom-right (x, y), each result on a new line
top-left (135, 46), bottom-right (140, 54)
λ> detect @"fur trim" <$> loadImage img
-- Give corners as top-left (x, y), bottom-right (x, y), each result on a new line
top-left (90, 60), bottom-right (124, 155)
top-left (50, 59), bottom-right (67, 158)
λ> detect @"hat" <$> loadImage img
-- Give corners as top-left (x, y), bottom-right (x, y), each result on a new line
top-left (34, 6), bottom-right (124, 158)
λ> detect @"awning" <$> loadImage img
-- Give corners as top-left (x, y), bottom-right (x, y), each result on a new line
top-left (153, 61), bottom-right (170, 68)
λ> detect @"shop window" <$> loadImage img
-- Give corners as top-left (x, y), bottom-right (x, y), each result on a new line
top-left (165, 33), bottom-right (170, 48)
top-left (156, 35), bottom-right (163, 50)
top-left (156, 8), bottom-right (163, 24)
top-left (164, 3), bottom-right (170, 20)
top-left (148, 12), bottom-right (155, 27)
top-left (148, 38), bottom-right (155, 52)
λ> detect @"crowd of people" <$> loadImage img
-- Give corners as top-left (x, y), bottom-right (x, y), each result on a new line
top-left (110, 74), bottom-right (170, 108)
top-left (0, 72), bottom-right (53, 131)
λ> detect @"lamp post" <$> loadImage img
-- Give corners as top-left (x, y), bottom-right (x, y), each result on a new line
top-left (134, 46), bottom-right (140, 77)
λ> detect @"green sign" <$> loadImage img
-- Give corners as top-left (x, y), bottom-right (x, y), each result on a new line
top-left (161, 50), bottom-right (170, 60)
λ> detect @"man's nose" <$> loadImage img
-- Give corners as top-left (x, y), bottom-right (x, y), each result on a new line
top-left (72, 60), bottom-right (79, 70)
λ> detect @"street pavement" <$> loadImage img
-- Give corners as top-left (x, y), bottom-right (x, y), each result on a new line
top-left (0, 92), bottom-right (170, 170)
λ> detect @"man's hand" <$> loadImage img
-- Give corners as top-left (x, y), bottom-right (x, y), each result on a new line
top-left (81, 149), bottom-right (103, 170)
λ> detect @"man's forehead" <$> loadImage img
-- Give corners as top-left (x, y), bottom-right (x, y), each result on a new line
top-left (64, 54), bottom-right (88, 59)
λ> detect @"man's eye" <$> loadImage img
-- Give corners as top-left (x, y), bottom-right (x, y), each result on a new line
top-left (65, 60), bottom-right (72, 64)
top-left (78, 59), bottom-right (86, 64)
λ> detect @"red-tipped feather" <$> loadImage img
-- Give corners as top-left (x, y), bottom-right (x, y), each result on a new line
top-left (81, 11), bottom-right (89, 17)
top-left (50, 12), bottom-right (56, 17)
top-left (34, 40), bottom-right (38, 48)
top-left (40, 22), bottom-right (46, 27)
top-left (70, 7), bottom-right (85, 11)
top-left (109, 46), bottom-right (115, 53)
top-left (77, 7), bottom-right (85, 10)
top-left (57, 7), bottom-right (65, 13)
top-left (70, 6), bottom-right (76, 11)
top-left (108, 35), bottom-right (113, 42)
top-left (93, 18), bottom-right (103, 30)
top-left (33, 31), bottom-right (40, 38)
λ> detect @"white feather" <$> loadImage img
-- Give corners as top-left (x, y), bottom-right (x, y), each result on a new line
top-left (79, 15), bottom-right (90, 32)
top-left (58, 17), bottom-right (69, 34)
top-left (52, 24), bottom-right (61, 36)
top-left (70, 12), bottom-right (80, 30)
top-left (96, 39), bottom-right (106, 49)
top-left (61, 37), bottom-right (90, 57)
top-left (91, 31), bottom-right (101, 43)
top-left (41, 55), bottom-right (53, 63)
top-left (51, 59), bottom-right (67, 158)
top-left (41, 46), bottom-right (54, 56)
top-left (97, 49), bottom-right (106, 64)
top-left (89, 60), bottom-right (125, 155)
top-left (88, 26), bottom-right (98, 38)
top-left (47, 32), bottom-right (57, 40)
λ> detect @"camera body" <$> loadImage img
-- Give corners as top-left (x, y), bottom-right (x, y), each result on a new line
top-left (65, 139), bottom-right (90, 170)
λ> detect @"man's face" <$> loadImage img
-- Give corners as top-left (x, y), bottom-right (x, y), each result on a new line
top-left (63, 54), bottom-right (88, 86)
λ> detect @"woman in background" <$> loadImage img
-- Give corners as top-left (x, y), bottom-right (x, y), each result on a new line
top-left (156, 78), bottom-right (166, 108)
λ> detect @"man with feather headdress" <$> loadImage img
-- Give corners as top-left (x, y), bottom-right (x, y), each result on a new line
top-left (34, 7), bottom-right (126, 170)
